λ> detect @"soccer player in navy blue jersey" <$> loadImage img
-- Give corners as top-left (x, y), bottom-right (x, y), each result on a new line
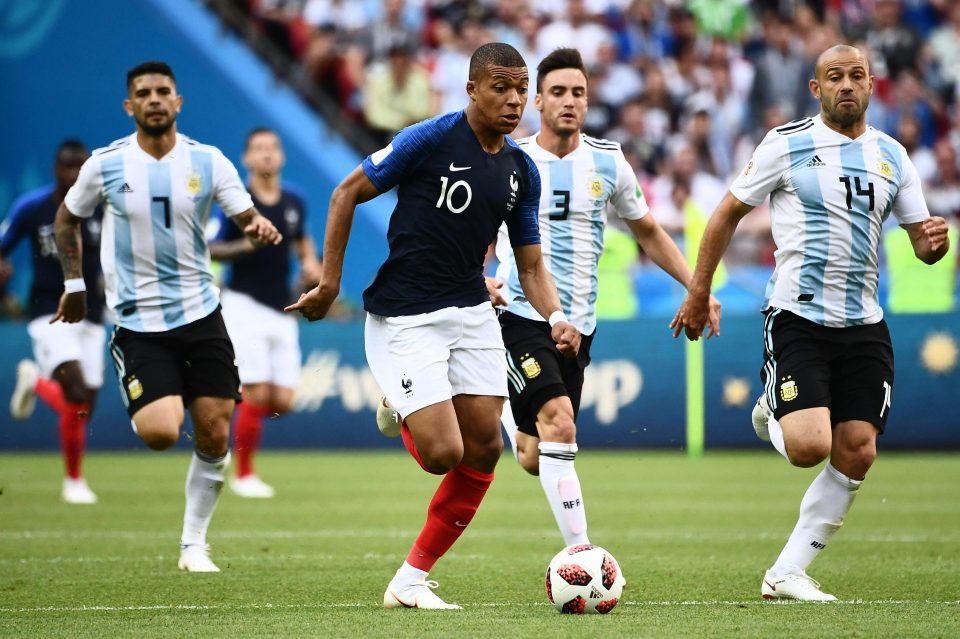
top-left (287, 42), bottom-right (580, 609)
top-left (209, 128), bottom-right (322, 499)
top-left (1, 140), bottom-right (104, 504)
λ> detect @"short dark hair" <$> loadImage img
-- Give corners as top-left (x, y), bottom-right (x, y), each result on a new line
top-left (126, 60), bottom-right (176, 90)
top-left (536, 48), bottom-right (587, 93)
top-left (55, 139), bottom-right (87, 160)
top-left (245, 127), bottom-right (279, 150)
top-left (468, 43), bottom-right (526, 81)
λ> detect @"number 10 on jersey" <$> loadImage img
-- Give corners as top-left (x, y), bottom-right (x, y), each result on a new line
top-left (436, 176), bottom-right (472, 214)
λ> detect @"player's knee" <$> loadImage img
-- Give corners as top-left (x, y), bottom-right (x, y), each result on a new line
top-left (787, 440), bottom-right (831, 467)
top-left (420, 442), bottom-right (464, 474)
top-left (60, 381), bottom-right (89, 406)
top-left (537, 401), bottom-right (576, 443)
top-left (137, 422), bottom-right (180, 450)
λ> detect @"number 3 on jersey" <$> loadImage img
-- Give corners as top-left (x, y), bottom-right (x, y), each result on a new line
top-left (436, 176), bottom-right (472, 214)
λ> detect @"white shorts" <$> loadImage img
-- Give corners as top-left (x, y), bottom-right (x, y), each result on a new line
top-left (220, 288), bottom-right (301, 388)
top-left (27, 315), bottom-right (106, 388)
top-left (365, 302), bottom-right (508, 418)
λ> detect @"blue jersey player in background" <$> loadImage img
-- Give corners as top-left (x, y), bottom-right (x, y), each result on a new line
top-left (2, 140), bottom-right (105, 505)
top-left (287, 42), bottom-right (580, 609)
top-left (209, 127), bottom-right (322, 499)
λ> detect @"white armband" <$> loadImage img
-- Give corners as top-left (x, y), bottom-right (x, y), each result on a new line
top-left (547, 310), bottom-right (568, 327)
top-left (63, 278), bottom-right (86, 294)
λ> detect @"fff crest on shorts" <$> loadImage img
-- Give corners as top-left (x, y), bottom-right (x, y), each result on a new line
top-left (521, 355), bottom-right (541, 379)
top-left (780, 377), bottom-right (798, 402)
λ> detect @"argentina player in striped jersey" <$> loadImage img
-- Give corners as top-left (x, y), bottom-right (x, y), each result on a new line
top-left (490, 48), bottom-right (720, 548)
top-left (52, 61), bottom-right (282, 573)
top-left (288, 43), bottom-right (580, 609)
top-left (672, 45), bottom-right (950, 601)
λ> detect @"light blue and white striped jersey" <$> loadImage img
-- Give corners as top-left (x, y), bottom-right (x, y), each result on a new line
top-left (495, 133), bottom-right (648, 334)
top-left (64, 133), bottom-right (253, 332)
top-left (731, 115), bottom-right (929, 328)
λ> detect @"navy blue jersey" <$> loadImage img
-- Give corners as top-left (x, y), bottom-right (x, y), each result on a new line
top-left (362, 111), bottom-right (541, 316)
top-left (0, 185), bottom-right (104, 322)
top-left (215, 188), bottom-right (306, 311)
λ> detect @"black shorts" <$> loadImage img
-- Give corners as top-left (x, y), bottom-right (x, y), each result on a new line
top-left (759, 308), bottom-right (894, 432)
top-left (108, 307), bottom-right (241, 417)
top-left (499, 311), bottom-right (594, 437)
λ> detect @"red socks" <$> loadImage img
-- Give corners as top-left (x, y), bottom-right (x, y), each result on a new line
top-left (400, 420), bottom-right (438, 474)
top-left (233, 402), bottom-right (271, 478)
top-left (405, 463), bottom-right (494, 572)
top-left (35, 377), bottom-right (88, 479)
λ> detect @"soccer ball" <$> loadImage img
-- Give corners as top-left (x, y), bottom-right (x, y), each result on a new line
top-left (545, 544), bottom-right (625, 614)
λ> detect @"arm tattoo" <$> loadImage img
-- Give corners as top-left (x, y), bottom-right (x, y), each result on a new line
top-left (54, 203), bottom-right (84, 279)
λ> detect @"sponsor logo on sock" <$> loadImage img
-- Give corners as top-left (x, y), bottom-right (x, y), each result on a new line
top-left (562, 499), bottom-right (582, 509)
top-left (454, 520), bottom-right (467, 528)
top-left (810, 540), bottom-right (826, 549)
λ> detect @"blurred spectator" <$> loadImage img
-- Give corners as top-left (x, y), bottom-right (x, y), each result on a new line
top-left (747, 11), bottom-right (809, 132)
top-left (303, 25), bottom-right (365, 123)
top-left (898, 114), bottom-right (937, 185)
top-left (363, 44), bottom-right (432, 146)
top-left (606, 98), bottom-right (665, 178)
top-left (429, 18), bottom-right (491, 115)
top-left (649, 145), bottom-right (725, 241)
top-left (928, 1), bottom-right (960, 97)
top-left (536, 0), bottom-right (611, 67)
top-left (865, 0), bottom-right (922, 80)
top-left (888, 69), bottom-right (939, 147)
top-left (361, 0), bottom-right (421, 62)
top-left (251, 0), bottom-right (309, 59)
top-left (618, 0), bottom-right (669, 64)
top-left (926, 138), bottom-right (960, 221)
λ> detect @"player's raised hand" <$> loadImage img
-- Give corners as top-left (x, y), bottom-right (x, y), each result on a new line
top-left (670, 292), bottom-right (711, 341)
top-left (243, 213), bottom-right (282, 246)
top-left (284, 281), bottom-right (338, 321)
top-left (551, 321), bottom-right (581, 357)
top-left (51, 291), bottom-right (86, 324)
top-left (922, 216), bottom-right (950, 252)
top-left (485, 276), bottom-right (508, 307)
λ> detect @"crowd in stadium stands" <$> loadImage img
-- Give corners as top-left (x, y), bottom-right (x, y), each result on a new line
top-left (231, 0), bottom-right (960, 275)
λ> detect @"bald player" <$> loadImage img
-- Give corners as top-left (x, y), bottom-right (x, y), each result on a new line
top-left (671, 45), bottom-right (950, 600)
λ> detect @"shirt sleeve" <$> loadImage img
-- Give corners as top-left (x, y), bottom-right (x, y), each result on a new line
top-left (505, 151), bottom-right (541, 247)
top-left (610, 150), bottom-right (649, 221)
top-left (362, 112), bottom-right (458, 193)
top-left (890, 148), bottom-right (930, 225)
top-left (63, 156), bottom-right (104, 219)
top-left (212, 149), bottom-right (254, 217)
top-left (729, 129), bottom-right (786, 206)
top-left (0, 192), bottom-right (38, 255)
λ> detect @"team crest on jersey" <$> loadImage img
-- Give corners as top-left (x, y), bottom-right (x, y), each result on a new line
top-left (186, 171), bottom-right (203, 196)
top-left (520, 355), bottom-right (541, 379)
top-left (780, 377), bottom-right (798, 402)
top-left (588, 176), bottom-right (603, 198)
top-left (877, 157), bottom-right (893, 179)
top-left (127, 376), bottom-right (143, 401)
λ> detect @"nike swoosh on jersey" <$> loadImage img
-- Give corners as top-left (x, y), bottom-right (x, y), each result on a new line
top-left (448, 163), bottom-right (471, 172)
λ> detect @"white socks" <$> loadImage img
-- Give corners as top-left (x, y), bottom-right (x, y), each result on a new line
top-left (181, 450), bottom-right (230, 547)
top-left (770, 463), bottom-right (861, 577)
top-left (539, 441), bottom-right (589, 546)
top-left (768, 415), bottom-right (789, 460)
top-left (392, 560), bottom-right (428, 586)
top-left (501, 402), bottom-right (520, 462)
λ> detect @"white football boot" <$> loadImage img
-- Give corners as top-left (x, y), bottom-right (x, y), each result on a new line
top-left (384, 579), bottom-right (462, 610)
top-left (230, 474), bottom-right (276, 498)
top-left (178, 544), bottom-right (221, 573)
top-left (61, 477), bottom-right (98, 504)
top-left (762, 569), bottom-right (837, 601)
top-left (751, 394), bottom-right (772, 442)
top-left (10, 359), bottom-right (39, 420)
top-left (376, 397), bottom-right (401, 438)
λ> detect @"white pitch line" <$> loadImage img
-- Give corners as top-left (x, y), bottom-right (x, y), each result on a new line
top-left (1, 600), bottom-right (957, 614)
top-left (2, 529), bottom-right (958, 544)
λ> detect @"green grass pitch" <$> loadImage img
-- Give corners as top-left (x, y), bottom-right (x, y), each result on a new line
top-left (1, 450), bottom-right (958, 638)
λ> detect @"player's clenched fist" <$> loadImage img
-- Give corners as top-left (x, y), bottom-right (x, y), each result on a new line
top-left (551, 321), bottom-right (581, 357)
top-left (51, 291), bottom-right (86, 324)
top-left (284, 281), bottom-right (338, 321)
top-left (243, 213), bottom-right (282, 246)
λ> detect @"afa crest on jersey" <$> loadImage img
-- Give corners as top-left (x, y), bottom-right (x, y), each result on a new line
top-left (877, 155), bottom-right (894, 180)
top-left (186, 171), bottom-right (203, 196)
top-left (588, 176), bottom-right (603, 198)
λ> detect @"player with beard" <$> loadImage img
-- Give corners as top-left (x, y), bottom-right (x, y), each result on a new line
top-left (53, 61), bottom-right (281, 572)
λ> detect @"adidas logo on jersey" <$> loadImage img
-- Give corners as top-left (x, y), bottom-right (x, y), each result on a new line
top-left (117, 182), bottom-right (134, 193)
top-left (805, 155), bottom-right (826, 168)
